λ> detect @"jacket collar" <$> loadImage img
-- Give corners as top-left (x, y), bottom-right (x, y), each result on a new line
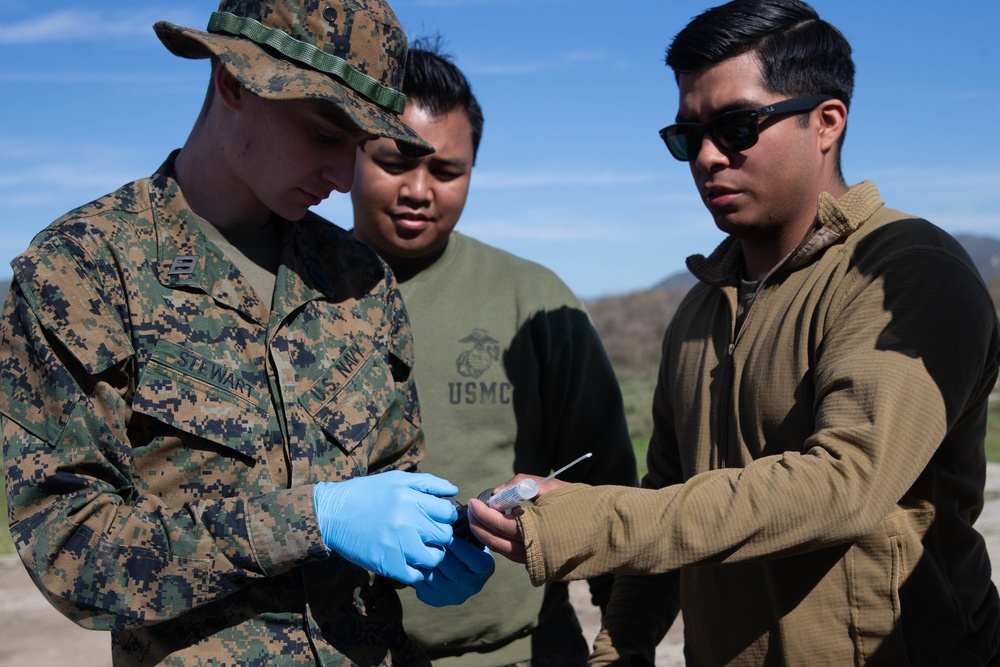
top-left (687, 181), bottom-right (884, 287)
top-left (150, 152), bottom-right (329, 325)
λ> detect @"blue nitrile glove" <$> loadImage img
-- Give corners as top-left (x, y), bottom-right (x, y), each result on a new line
top-left (413, 536), bottom-right (496, 607)
top-left (313, 471), bottom-right (459, 584)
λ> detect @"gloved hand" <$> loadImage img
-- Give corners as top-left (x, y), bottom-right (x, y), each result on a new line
top-left (314, 471), bottom-right (458, 584)
top-left (413, 536), bottom-right (496, 607)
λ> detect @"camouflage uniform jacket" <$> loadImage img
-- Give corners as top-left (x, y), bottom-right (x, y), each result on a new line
top-left (0, 153), bottom-right (429, 666)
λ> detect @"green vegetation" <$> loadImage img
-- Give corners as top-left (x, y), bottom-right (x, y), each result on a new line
top-left (1, 485), bottom-right (11, 556)
top-left (986, 398), bottom-right (1000, 463)
top-left (616, 366), bottom-right (658, 482)
top-left (632, 436), bottom-right (650, 481)
top-left (618, 373), bottom-right (657, 441)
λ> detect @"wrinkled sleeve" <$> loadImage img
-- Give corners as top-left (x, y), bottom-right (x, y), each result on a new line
top-left (0, 237), bottom-right (328, 630)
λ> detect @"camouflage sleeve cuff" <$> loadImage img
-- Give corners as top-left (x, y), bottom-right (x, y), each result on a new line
top-left (246, 485), bottom-right (329, 576)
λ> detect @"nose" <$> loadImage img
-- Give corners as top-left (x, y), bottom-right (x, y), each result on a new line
top-left (399, 167), bottom-right (431, 205)
top-left (322, 144), bottom-right (358, 193)
top-left (691, 132), bottom-right (729, 173)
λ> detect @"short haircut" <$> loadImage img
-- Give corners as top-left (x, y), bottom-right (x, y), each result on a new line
top-left (667, 0), bottom-right (854, 105)
top-left (404, 37), bottom-right (485, 162)
top-left (666, 0), bottom-right (854, 168)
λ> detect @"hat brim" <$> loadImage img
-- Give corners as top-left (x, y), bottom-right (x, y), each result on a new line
top-left (154, 21), bottom-right (433, 158)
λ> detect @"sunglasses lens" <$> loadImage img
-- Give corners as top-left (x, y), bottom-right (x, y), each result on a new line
top-left (662, 126), bottom-right (698, 161)
top-left (663, 97), bottom-right (828, 161)
top-left (714, 112), bottom-right (758, 152)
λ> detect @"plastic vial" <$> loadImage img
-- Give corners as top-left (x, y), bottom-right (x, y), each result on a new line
top-left (486, 478), bottom-right (538, 512)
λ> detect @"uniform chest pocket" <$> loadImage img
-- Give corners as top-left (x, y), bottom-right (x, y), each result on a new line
top-left (133, 339), bottom-right (271, 459)
top-left (298, 335), bottom-right (398, 464)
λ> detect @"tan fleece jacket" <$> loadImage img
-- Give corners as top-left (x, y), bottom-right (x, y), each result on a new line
top-left (516, 182), bottom-right (1000, 666)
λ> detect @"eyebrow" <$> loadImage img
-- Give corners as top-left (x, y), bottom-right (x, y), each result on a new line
top-left (675, 98), bottom-right (761, 124)
top-left (426, 156), bottom-right (470, 169)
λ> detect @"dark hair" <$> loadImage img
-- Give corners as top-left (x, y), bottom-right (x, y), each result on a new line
top-left (403, 36), bottom-right (484, 162)
top-left (667, 0), bottom-right (854, 167)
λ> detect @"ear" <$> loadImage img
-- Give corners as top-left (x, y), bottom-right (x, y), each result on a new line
top-left (815, 98), bottom-right (847, 154)
top-left (212, 61), bottom-right (246, 111)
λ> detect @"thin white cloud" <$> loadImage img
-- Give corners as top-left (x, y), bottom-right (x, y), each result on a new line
top-left (460, 204), bottom-right (703, 243)
top-left (0, 137), bottom-right (47, 161)
top-left (832, 166), bottom-right (1000, 239)
top-left (0, 163), bottom-right (134, 191)
top-left (869, 167), bottom-right (1000, 193)
top-left (0, 137), bottom-right (143, 197)
top-left (927, 213), bottom-right (1000, 237)
top-left (0, 70), bottom-right (200, 87)
top-left (867, 167), bottom-right (1000, 216)
top-left (0, 10), bottom-right (148, 43)
top-left (0, 7), bottom-right (200, 44)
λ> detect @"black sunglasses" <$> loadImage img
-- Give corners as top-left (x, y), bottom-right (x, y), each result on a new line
top-left (659, 94), bottom-right (834, 162)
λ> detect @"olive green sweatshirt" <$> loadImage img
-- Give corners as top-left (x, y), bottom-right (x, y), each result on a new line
top-left (394, 233), bottom-right (637, 665)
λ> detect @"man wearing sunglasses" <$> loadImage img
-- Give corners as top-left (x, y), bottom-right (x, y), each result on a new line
top-left (469, 0), bottom-right (1000, 664)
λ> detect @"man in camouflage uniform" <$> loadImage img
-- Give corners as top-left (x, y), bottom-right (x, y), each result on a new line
top-left (0, 1), bottom-right (493, 665)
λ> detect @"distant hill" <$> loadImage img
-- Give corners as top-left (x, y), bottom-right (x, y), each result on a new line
top-left (653, 270), bottom-right (697, 291)
top-left (590, 233), bottom-right (1000, 378)
top-left (651, 233), bottom-right (1000, 293)
top-left (956, 234), bottom-right (1000, 281)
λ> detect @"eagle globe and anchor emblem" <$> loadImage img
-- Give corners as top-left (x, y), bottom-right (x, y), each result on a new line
top-left (456, 328), bottom-right (501, 378)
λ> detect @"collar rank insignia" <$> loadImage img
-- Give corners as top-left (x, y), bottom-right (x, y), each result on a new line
top-left (167, 255), bottom-right (200, 276)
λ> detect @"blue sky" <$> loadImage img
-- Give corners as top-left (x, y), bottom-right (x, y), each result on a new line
top-left (1, 1), bottom-right (998, 299)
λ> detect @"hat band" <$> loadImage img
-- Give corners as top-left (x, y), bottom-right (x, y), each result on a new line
top-left (208, 11), bottom-right (406, 113)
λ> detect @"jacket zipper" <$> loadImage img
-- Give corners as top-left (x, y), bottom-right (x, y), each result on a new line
top-left (718, 290), bottom-right (739, 469)
top-left (718, 281), bottom-right (766, 468)
top-left (711, 222), bottom-right (823, 469)
top-left (718, 344), bottom-right (736, 468)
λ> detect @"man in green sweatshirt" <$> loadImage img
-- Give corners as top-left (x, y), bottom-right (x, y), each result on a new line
top-left (351, 43), bottom-right (638, 666)
top-left (468, 1), bottom-right (1000, 665)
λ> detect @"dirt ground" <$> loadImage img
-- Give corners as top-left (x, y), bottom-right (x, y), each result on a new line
top-left (5, 463), bottom-right (1000, 667)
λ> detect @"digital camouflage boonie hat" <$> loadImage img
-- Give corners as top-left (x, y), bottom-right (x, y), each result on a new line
top-left (154, 0), bottom-right (432, 157)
